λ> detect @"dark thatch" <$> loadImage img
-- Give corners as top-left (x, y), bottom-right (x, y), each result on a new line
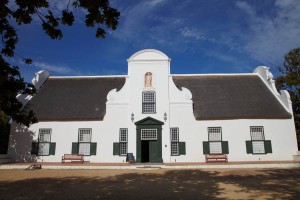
top-left (26, 77), bottom-right (126, 121)
top-left (172, 75), bottom-right (292, 120)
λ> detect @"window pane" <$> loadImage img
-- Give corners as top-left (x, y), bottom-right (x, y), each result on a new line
top-left (143, 92), bottom-right (155, 102)
top-left (171, 128), bottom-right (179, 142)
top-left (208, 127), bottom-right (221, 141)
top-left (252, 141), bottom-right (265, 154)
top-left (143, 103), bottom-right (155, 113)
top-left (39, 129), bottom-right (51, 142)
top-left (79, 129), bottom-right (91, 142)
top-left (120, 142), bottom-right (127, 155)
top-left (38, 143), bottom-right (50, 155)
top-left (141, 129), bottom-right (157, 140)
top-left (250, 127), bottom-right (264, 141)
top-left (79, 143), bottom-right (90, 155)
top-left (171, 142), bottom-right (179, 155)
top-left (209, 142), bottom-right (222, 154)
top-left (120, 129), bottom-right (127, 142)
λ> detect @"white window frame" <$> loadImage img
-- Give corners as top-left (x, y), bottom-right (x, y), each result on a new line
top-left (170, 128), bottom-right (179, 156)
top-left (141, 129), bottom-right (157, 140)
top-left (38, 129), bottom-right (52, 156)
top-left (119, 129), bottom-right (128, 156)
top-left (78, 128), bottom-right (92, 156)
top-left (208, 127), bottom-right (222, 154)
top-left (142, 91), bottom-right (156, 113)
top-left (250, 126), bottom-right (265, 154)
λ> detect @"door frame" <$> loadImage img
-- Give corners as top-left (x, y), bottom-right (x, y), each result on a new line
top-left (135, 117), bottom-right (164, 163)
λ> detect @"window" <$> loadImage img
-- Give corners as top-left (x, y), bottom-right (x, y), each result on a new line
top-left (171, 128), bottom-right (179, 155)
top-left (142, 92), bottom-right (156, 113)
top-left (78, 129), bottom-right (92, 155)
top-left (208, 127), bottom-right (222, 154)
top-left (113, 128), bottom-right (128, 156)
top-left (203, 127), bottom-right (229, 155)
top-left (72, 129), bottom-right (97, 156)
top-left (38, 129), bottom-right (51, 155)
top-left (246, 126), bottom-right (272, 154)
top-left (120, 129), bottom-right (128, 156)
top-left (141, 129), bottom-right (157, 140)
top-left (170, 128), bottom-right (186, 156)
top-left (31, 129), bottom-right (56, 156)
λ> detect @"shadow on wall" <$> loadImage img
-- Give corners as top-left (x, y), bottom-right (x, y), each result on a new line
top-left (0, 169), bottom-right (299, 199)
top-left (7, 122), bottom-right (38, 162)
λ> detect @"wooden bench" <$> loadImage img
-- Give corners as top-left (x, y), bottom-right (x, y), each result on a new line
top-left (62, 154), bottom-right (84, 163)
top-left (205, 154), bottom-right (228, 162)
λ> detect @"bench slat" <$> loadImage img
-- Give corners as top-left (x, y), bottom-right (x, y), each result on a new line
top-left (205, 154), bottom-right (228, 162)
top-left (62, 154), bottom-right (84, 163)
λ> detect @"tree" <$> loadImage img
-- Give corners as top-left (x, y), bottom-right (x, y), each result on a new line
top-left (276, 48), bottom-right (300, 150)
top-left (0, 0), bottom-right (120, 128)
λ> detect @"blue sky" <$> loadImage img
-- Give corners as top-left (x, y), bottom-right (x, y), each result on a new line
top-left (7, 0), bottom-right (300, 82)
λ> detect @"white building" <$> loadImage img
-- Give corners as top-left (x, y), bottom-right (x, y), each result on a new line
top-left (8, 49), bottom-right (298, 163)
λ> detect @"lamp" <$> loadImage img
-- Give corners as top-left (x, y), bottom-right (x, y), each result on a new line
top-left (131, 113), bottom-right (134, 122)
top-left (164, 112), bottom-right (167, 121)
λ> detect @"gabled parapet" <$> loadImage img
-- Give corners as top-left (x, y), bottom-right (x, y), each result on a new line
top-left (254, 66), bottom-right (293, 113)
top-left (106, 76), bottom-right (129, 104)
top-left (31, 70), bottom-right (50, 90)
top-left (16, 70), bottom-right (50, 106)
top-left (169, 76), bottom-right (193, 103)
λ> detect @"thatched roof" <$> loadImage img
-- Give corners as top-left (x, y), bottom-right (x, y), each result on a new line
top-left (26, 77), bottom-right (126, 121)
top-left (172, 75), bottom-right (291, 120)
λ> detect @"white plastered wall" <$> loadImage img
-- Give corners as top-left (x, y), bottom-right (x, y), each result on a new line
top-left (8, 49), bottom-right (298, 163)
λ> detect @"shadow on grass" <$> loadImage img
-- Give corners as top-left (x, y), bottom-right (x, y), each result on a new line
top-left (0, 169), bottom-right (299, 200)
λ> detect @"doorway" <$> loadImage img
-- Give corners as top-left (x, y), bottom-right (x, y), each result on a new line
top-left (135, 117), bottom-right (164, 163)
top-left (141, 140), bottom-right (149, 162)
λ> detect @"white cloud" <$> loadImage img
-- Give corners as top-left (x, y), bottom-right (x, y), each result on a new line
top-left (33, 61), bottom-right (81, 75)
top-left (180, 27), bottom-right (205, 40)
top-left (235, 0), bottom-right (300, 65)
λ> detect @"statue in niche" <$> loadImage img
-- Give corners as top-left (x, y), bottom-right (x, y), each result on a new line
top-left (144, 72), bottom-right (152, 88)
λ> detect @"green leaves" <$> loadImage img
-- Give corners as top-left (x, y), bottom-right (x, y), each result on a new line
top-left (61, 10), bottom-right (74, 26)
top-left (276, 48), bottom-right (300, 149)
top-left (0, 0), bottom-right (120, 127)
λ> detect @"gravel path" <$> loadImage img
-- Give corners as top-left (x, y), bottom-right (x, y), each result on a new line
top-left (0, 168), bottom-right (299, 199)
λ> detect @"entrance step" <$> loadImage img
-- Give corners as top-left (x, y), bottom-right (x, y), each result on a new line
top-left (293, 151), bottom-right (300, 161)
top-left (135, 163), bottom-right (163, 170)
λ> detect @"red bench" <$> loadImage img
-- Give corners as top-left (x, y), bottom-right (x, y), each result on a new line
top-left (205, 154), bottom-right (228, 162)
top-left (62, 154), bottom-right (84, 163)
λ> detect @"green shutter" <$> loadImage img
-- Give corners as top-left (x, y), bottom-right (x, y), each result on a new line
top-left (90, 143), bottom-right (97, 155)
top-left (222, 141), bottom-right (229, 154)
top-left (203, 141), bottom-right (210, 155)
top-left (246, 141), bottom-right (253, 154)
top-left (31, 142), bottom-right (38, 155)
top-left (72, 142), bottom-right (79, 154)
top-left (179, 142), bottom-right (186, 155)
top-left (264, 140), bottom-right (272, 154)
top-left (113, 142), bottom-right (120, 155)
top-left (49, 143), bottom-right (56, 155)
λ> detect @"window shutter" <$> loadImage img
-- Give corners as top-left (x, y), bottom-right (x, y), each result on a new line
top-left (179, 142), bottom-right (186, 155)
top-left (246, 141), bottom-right (253, 154)
top-left (31, 142), bottom-right (38, 155)
top-left (113, 142), bottom-right (120, 155)
top-left (72, 142), bottom-right (79, 154)
top-left (264, 140), bottom-right (272, 154)
top-left (221, 141), bottom-right (229, 154)
top-left (203, 141), bottom-right (210, 155)
top-left (49, 143), bottom-right (56, 155)
top-left (90, 143), bottom-right (97, 155)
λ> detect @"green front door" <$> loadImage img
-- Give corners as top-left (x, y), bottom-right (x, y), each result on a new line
top-left (135, 117), bottom-right (164, 163)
